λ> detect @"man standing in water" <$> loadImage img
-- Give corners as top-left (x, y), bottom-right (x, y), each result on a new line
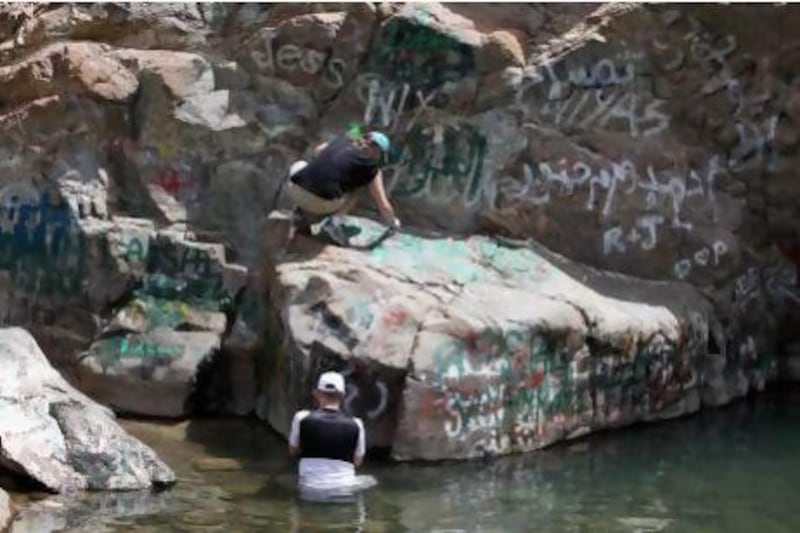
top-left (286, 130), bottom-right (401, 243)
top-left (288, 371), bottom-right (376, 499)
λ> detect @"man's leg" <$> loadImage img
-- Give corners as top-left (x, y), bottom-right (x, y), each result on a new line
top-left (336, 194), bottom-right (359, 216)
top-left (310, 193), bottom-right (358, 245)
top-left (286, 179), bottom-right (330, 241)
top-left (285, 179), bottom-right (356, 246)
top-left (291, 207), bottom-right (314, 236)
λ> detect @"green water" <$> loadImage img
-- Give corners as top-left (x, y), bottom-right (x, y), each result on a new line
top-left (10, 390), bottom-right (800, 532)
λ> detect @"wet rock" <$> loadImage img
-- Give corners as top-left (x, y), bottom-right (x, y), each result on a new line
top-left (9, 490), bottom-right (174, 533)
top-left (192, 458), bottom-right (244, 472)
top-left (616, 517), bottom-right (672, 531)
top-left (0, 327), bottom-right (175, 492)
top-left (258, 215), bottom-right (713, 460)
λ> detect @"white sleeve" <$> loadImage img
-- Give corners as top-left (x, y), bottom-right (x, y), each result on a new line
top-left (289, 410), bottom-right (309, 447)
top-left (354, 417), bottom-right (366, 457)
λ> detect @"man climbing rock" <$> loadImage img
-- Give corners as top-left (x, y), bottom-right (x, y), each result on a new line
top-left (288, 371), bottom-right (377, 500)
top-left (286, 130), bottom-right (401, 244)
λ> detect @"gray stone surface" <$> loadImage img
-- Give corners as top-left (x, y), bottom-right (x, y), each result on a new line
top-left (0, 327), bottom-right (176, 492)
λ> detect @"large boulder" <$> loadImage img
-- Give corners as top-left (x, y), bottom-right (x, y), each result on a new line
top-left (0, 327), bottom-right (176, 492)
top-left (256, 215), bottom-right (760, 459)
top-left (75, 329), bottom-right (222, 418)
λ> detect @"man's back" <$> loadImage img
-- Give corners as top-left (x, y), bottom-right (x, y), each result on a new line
top-left (299, 409), bottom-right (360, 461)
top-left (291, 136), bottom-right (378, 200)
top-left (289, 408), bottom-right (366, 492)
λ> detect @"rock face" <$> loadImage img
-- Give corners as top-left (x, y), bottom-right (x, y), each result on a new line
top-left (0, 3), bottom-right (797, 456)
top-left (257, 216), bottom-right (749, 459)
top-left (0, 327), bottom-right (176, 492)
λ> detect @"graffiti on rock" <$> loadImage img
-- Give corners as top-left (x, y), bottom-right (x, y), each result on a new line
top-left (516, 55), bottom-right (669, 138)
top-left (733, 260), bottom-right (800, 315)
top-left (672, 241), bottom-right (729, 280)
top-left (765, 263), bottom-right (800, 307)
top-left (250, 28), bottom-right (346, 89)
top-left (122, 295), bottom-right (192, 329)
top-left (93, 336), bottom-right (184, 361)
top-left (370, 18), bottom-right (475, 92)
top-left (432, 330), bottom-right (584, 451)
top-left (0, 190), bottom-right (86, 295)
top-left (503, 153), bottom-right (721, 233)
top-left (140, 146), bottom-right (204, 202)
top-left (342, 357), bottom-right (390, 420)
top-left (386, 123), bottom-right (491, 208)
top-left (427, 327), bottom-right (691, 454)
top-left (359, 75), bottom-right (438, 133)
top-left (602, 215), bottom-right (666, 255)
top-left (538, 91), bottom-right (670, 139)
top-left (155, 164), bottom-right (196, 199)
top-left (121, 236), bottom-right (229, 306)
top-left (650, 10), bottom-right (783, 171)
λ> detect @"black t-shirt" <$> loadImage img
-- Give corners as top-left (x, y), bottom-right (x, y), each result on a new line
top-left (299, 409), bottom-right (360, 462)
top-left (291, 137), bottom-right (379, 200)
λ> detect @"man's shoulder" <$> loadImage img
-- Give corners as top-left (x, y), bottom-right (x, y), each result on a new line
top-left (329, 136), bottom-right (351, 151)
top-left (292, 409), bottom-right (311, 422)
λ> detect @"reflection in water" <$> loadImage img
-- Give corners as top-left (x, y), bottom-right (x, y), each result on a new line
top-left (12, 490), bottom-right (174, 532)
top-left (287, 496), bottom-right (368, 532)
top-left (7, 390), bottom-right (800, 532)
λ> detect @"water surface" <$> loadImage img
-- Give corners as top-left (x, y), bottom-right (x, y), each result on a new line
top-left (9, 390), bottom-right (800, 532)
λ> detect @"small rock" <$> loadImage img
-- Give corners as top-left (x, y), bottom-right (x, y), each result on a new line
top-left (616, 517), bottom-right (672, 531)
top-left (192, 458), bottom-right (246, 472)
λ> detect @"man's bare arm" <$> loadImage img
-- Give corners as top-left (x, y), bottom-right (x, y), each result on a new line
top-left (288, 412), bottom-right (303, 459)
top-left (368, 170), bottom-right (400, 228)
top-left (313, 142), bottom-right (329, 155)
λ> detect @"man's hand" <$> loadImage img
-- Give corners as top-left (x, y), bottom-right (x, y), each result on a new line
top-left (369, 171), bottom-right (400, 229)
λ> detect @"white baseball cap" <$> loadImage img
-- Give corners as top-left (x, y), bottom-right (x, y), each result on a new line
top-left (317, 371), bottom-right (345, 394)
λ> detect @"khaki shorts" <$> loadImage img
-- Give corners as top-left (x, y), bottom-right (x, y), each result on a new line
top-left (286, 159), bottom-right (359, 218)
top-left (286, 181), bottom-right (355, 216)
